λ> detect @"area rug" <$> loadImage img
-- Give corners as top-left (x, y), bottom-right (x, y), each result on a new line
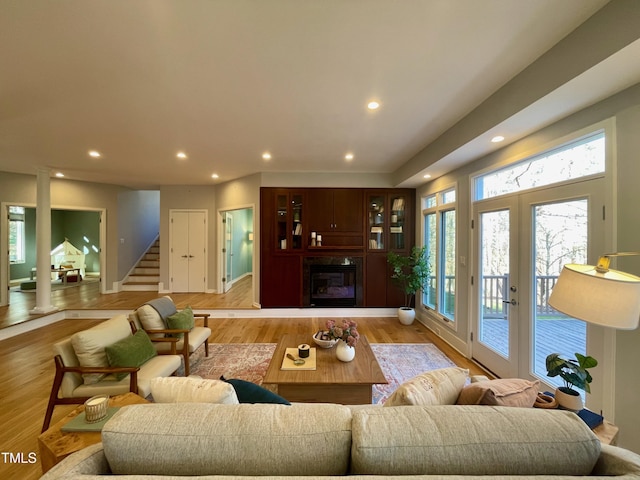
top-left (190, 342), bottom-right (457, 405)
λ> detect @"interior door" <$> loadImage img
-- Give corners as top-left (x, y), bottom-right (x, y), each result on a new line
top-left (472, 196), bottom-right (519, 378)
top-left (170, 210), bottom-right (206, 292)
top-left (223, 212), bottom-right (233, 293)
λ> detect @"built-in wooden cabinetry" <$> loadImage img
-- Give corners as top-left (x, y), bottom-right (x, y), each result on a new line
top-left (260, 187), bottom-right (415, 308)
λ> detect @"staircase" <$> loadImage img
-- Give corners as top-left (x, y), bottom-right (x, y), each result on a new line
top-left (122, 240), bottom-right (160, 291)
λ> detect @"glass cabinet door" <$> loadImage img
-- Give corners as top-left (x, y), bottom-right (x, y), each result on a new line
top-left (368, 194), bottom-right (385, 250)
top-left (291, 194), bottom-right (303, 250)
top-left (276, 194), bottom-right (288, 250)
top-left (389, 194), bottom-right (406, 250)
top-left (276, 192), bottom-right (304, 251)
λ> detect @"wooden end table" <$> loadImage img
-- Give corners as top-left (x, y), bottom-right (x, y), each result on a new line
top-left (263, 334), bottom-right (387, 404)
top-left (38, 392), bottom-right (149, 473)
top-left (593, 418), bottom-right (619, 445)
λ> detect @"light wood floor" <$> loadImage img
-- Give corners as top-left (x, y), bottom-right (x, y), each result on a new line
top-left (0, 278), bottom-right (485, 480)
top-left (0, 274), bottom-right (255, 330)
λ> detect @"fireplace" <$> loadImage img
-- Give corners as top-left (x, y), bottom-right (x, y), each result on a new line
top-left (309, 265), bottom-right (356, 307)
top-left (303, 257), bottom-right (363, 307)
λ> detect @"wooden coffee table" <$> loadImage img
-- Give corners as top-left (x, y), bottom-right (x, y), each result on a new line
top-left (263, 334), bottom-right (387, 404)
top-left (38, 392), bottom-right (149, 473)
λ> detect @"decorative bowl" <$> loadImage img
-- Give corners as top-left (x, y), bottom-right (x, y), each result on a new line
top-left (312, 331), bottom-right (338, 349)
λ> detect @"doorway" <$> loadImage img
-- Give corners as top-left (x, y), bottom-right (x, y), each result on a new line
top-left (472, 179), bottom-right (605, 386)
top-left (3, 205), bottom-right (103, 305)
top-left (219, 207), bottom-right (254, 297)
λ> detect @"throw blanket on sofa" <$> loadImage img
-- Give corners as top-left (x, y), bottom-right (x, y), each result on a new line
top-left (145, 297), bottom-right (178, 321)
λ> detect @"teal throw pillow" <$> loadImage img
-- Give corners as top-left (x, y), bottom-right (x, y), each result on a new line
top-left (221, 377), bottom-right (291, 405)
top-left (166, 306), bottom-right (195, 338)
top-left (105, 330), bottom-right (157, 380)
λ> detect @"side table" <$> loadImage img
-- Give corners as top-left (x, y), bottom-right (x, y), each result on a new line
top-left (593, 419), bottom-right (619, 445)
top-left (38, 392), bottom-right (149, 473)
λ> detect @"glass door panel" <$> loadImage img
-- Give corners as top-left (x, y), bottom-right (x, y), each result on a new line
top-left (479, 209), bottom-right (511, 358)
top-left (389, 195), bottom-right (406, 250)
top-left (276, 194), bottom-right (287, 250)
top-left (368, 194), bottom-right (385, 250)
top-left (291, 194), bottom-right (303, 250)
top-left (532, 199), bottom-right (587, 385)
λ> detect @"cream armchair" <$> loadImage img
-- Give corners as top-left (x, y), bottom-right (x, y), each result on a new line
top-left (42, 314), bottom-right (181, 432)
top-left (129, 297), bottom-right (211, 377)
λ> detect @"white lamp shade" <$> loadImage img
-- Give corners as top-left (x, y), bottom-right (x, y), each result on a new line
top-left (549, 264), bottom-right (640, 330)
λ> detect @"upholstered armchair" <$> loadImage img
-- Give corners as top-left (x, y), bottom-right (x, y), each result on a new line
top-left (129, 296), bottom-right (211, 377)
top-left (42, 314), bottom-right (181, 432)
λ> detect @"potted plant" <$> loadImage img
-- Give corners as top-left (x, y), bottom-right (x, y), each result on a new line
top-left (387, 246), bottom-right (431, 325)
top-left (545, 352), bottom-right (598, 411)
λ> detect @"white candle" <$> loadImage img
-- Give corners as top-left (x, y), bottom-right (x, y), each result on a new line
top-left (86, 397), bottom-right (104, 406)
top-left (311, 231), bottom-right (316, 238)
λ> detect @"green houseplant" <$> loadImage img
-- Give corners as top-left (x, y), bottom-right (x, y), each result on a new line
top-left (545, 352), bottom-right (598, 411)
top-left (387, 246), bottom-right (431, 325)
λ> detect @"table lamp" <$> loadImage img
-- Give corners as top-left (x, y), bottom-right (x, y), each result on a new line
top-left (549, 252), bottom-right (640, 330)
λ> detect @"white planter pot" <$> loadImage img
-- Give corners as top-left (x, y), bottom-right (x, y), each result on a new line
top-left (398, 307), bottom-right (416, 325)
top-left (336, 339), bottom-right (355, 362)
top-left (555, 387), bottom-right (583, 411)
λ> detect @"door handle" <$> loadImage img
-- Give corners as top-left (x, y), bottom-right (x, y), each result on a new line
top-left (181, 255), bottom-right (188, 258)
top-left (502, 299), bottom-right (517, 306)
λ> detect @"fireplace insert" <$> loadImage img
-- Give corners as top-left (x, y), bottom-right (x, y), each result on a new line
top-left (309, 264), bottom-right (357, 307)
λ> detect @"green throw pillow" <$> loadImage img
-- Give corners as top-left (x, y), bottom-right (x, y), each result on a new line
top-left (166, 306), bottom-right (195, 338)
top-left (105, 330), bottom-right (157, 380)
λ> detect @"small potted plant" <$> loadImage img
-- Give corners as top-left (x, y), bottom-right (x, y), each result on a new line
top-left (545, 352), bottom-right (598, 411)
top-left (387, 246), bottom-right (430, 325)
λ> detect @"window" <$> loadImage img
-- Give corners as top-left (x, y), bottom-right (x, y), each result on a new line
top-left (474, 131), bottom-right (605, 201)
top-left (422, 188), bottom-right (456, 322)
top-left (9, 206), bottom-right (26, 264)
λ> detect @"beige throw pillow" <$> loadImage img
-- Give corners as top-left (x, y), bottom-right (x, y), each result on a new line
top-left (150, 377), bottom-right (239, 404)
top-left (456, 378), bottom-right (540, 407)
top-left (383, 367), bottom-right (469, 407)
top-left (135, 304), bottom-right (166, 338)
top-left (70, 315), bottom-right (132, 384)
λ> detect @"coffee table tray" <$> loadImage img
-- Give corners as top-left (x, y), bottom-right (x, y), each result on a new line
top-left (281, 347), bottom-right (317, 370)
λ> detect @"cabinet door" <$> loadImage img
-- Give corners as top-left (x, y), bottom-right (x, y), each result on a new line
top-left (367, 193), bottom-right (386, 251)
top-left (332, 189), bottom-right (363, 233)
top-left (389, 193), bottom-right (410, 251)
top-left (307, 189), bottom-right (334, 232)
top-left (260, 255), bottom-right (302, 307)
top-left (275, 191), bottom-right (304, 251)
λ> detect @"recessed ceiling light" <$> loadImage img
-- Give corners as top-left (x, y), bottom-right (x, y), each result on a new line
top-left (262, 152), bottom-right (272, 160)
top-left (88, 150), bottom-right (101, 158)
top-left (211, 173), bottom-right (219, 179)
top-left (367, 101), bottom-right (380, 110)
top-left (491, 135), bottom-right (505, 143)
top-left (423, 174), bottom-right (431, 179)
top-left (177, 152), bottom-right (187, 159)
top-left (345, 153), bottom-right (354, 161)
top-left (55, 172), bottom-right (65, 178)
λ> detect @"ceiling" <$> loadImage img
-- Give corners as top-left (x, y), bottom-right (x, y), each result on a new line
top-left (2, 0), bottom-right (637, 190)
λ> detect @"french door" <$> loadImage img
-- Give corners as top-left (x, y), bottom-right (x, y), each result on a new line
top-left (472, 179), bottom-right (605, 386)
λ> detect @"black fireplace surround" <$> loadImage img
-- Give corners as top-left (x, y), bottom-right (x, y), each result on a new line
top-left (303, 257), bottom-right (363, 307)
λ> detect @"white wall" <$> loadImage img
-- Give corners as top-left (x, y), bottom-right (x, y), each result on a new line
top-left (117, 190), bottom-right (160, 279)
top-left (612, 103), bottom-right (640, 451)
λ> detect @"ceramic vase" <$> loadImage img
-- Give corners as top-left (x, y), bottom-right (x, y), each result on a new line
top-left (336, 339), bottom-right (355, 362)
top-left (398, 307), bottom-right (416, 325)
top-left (555, 387), bottom-right (584, 411)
